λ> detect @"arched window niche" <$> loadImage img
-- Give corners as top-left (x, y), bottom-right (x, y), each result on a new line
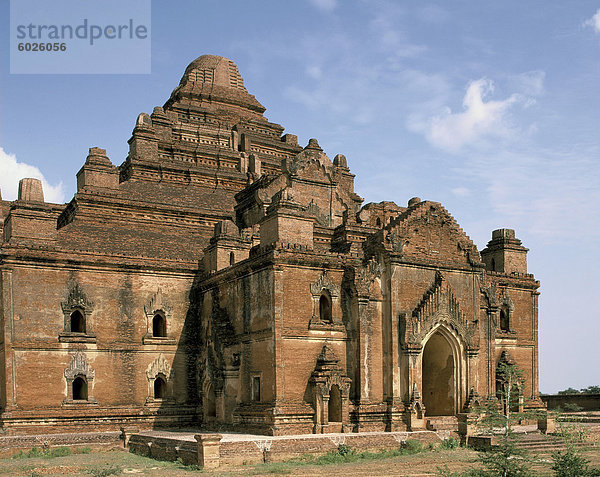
top-left (143, 289), bottom-right (176, 344)
top-left (319, 291), bottom-right (332, 323)
top-left (59, 284), bottom-right (96, 343)
top-left (309, 272), bottom-right (344, 331)
top-left (73, 375), bottom-right (88, 400)
top-left (145, 353), bottom-right (173, 405)
top-left (154, 374), bottom-right (167, 399)
top-left (152, 312), bottom-right (167, 338)
top-left (70, 309), bottom-right (86, 333)
top-left (498, 294), bottom-right (515, 334)
top-left (63, 351), bottom-right (97, 405)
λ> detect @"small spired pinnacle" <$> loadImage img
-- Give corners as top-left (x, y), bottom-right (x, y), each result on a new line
top-left (304, 138), bottom-right (323, 151)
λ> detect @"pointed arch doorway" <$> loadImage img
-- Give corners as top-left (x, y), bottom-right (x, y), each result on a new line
top-left (421, 325), bottom-right (464, 416)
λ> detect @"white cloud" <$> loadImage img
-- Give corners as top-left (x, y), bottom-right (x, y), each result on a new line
top-left (584, 8), bottom-right (600, 33)
top-left (451, 187), bottom-right (470, 197)
top-left (414, 78), bottom-right (520, 152)
top-left (308, 0), bottom-right (337, 12)
top-left (0, 147), bottom-right (65, 203)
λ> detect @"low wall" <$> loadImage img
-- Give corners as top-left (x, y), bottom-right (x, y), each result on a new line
top-left (541, 394), bottom-right (600, 411)
top-left (0, 431), bottom-right (122, 458)
top-left (129, 430), bottom-right (443, 467)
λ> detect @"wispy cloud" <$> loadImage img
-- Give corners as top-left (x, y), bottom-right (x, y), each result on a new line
top-left (307, 0), bottom-right (337, 13)
top-left (409, 78), bottom-right (522, 152)
top-left (509, 70), bottom-right (545, 97)
top-left (455, 145), bottom-right (600, 244)
top-left (0, 147), bottom-right (64, 203)
top-left (584, 8), bottom-right (600, 33)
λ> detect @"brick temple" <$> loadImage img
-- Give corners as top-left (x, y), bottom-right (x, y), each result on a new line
top-left (0, 55), bottom-right (543, 435)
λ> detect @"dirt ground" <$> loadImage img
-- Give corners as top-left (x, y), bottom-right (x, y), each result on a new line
top-left (0, 445), bottom-right (598, 477)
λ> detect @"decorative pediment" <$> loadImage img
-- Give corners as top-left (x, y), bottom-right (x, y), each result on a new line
top-left (282, 139), bottom-right (334, 181)
top-left (146, 353), bottom-right (173, 380)
top-left (383, 201), bottom-right (482, 266)
top-left (310, 272), bottom-right (340, 298)
top-left (310, 345), bottom-right (351, 394)
top-left (402, 271), bottom-right (479, 350)
top-left (144, 288), bottom-right (171, 316)
top-left (355, 258), bottom-right (383, 299)
top-left (64, 351), bottom-right (94, 381)
top-left (482, 282), bottom-right (499, 308)
top-left (61, 283), bottom-right (92, 313)
top-left (498, 350), bottom-right (515, 366)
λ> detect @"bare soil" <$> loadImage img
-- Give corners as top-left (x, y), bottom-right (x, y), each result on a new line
top-left (0, 445), bottom-right (598, 477)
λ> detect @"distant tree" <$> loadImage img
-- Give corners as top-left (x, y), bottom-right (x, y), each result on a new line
top-left (557, 388), bottom-right (580, 395)
top-left (581, 385), bottom-right (600, 394)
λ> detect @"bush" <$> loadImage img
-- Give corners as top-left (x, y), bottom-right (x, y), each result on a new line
top-left (12, 446), bottom-right (73, 459)
top-left (337, 443), bottom-right (353, 456)
top-left (440, 437), bottom-right (460, 450)
top-left (552, 449), bottom-right (590, 477)
top-left (560, 403), bottom-right (584, 413)
top-left (403, 439), bottom-right (424, 454)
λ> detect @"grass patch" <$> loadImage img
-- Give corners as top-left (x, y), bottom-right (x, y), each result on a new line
top-left (87, 463), bottom-right (123, 477)
top-left (11, 446), bottom-right (76, 459)
top-left (253, 438), bottom-right (434, 473)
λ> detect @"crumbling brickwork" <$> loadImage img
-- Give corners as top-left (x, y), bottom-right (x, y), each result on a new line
top-left (0, 55), bottom-right (542, 435)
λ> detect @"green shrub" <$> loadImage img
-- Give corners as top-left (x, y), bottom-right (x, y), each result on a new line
top-left (337, 443), bottom-right (353, 456)
top-left (440, 437), bottom-right (460, 450)
top-left (11, 446), bottom-right (75, 459)
top-left (561, 403), bottom-right (584, 412)
top-left (403, 439), bottom-right (424, 454)
top-left (552, 449), bottom-right (590, 477)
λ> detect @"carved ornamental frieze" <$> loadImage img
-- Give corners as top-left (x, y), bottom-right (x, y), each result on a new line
top-left (401, 271), bottom-right (479, 353)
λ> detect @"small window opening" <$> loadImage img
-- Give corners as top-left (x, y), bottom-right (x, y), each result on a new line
top-left (491, 258), bottom-right (496, 272)
top-left (152, 313), bottom-right (167, 337)
top-left (206, 383), bottom-right (216, 417)
top-left (229, 251), bottom-right (235, 266)
top-left (70, 309), bottom-right (85, 333)
top-left (328, 384), bottom-right (342, 422)
top-left (154, 375), bottom-right (166, 399)
top-left (252, 376), bottom-right (261, 401)
top-left (319, 292), bottom-right (332, 323)
top-left (500, 308), bottom-right (510, 332)
top-left (73, 376), bottom-right (88, 400)
top-left (376, 217), bottom-right (381, 227)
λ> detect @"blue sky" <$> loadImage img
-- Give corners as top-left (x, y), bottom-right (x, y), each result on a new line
top-left (1, 0), bottom-right (599, 393)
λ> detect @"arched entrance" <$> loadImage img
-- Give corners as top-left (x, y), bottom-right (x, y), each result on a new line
top-left (422, 330), bottom-right (456, 416)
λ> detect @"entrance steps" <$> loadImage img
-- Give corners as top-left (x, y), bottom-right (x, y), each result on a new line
top-left (426, 416), bottom-right (458, 431)
top-left (512, 433), bottom-right (590, 453)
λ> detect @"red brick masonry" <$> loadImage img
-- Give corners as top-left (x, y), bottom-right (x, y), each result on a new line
top-left (128, 429), bottom-right (444, 467)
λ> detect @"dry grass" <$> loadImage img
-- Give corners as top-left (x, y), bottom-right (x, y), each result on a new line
top-left (0, 444), bottom-right (597, 476)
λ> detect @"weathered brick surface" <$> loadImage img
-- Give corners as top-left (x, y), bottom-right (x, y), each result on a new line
top-left (0, 55), bottom-right (541, 436)
top-left (129, 430), bottom-right (441, 467)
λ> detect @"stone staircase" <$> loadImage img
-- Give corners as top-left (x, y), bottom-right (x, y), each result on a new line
top-left (508, 433), bottom-right (591, 453)
top-left (426, 416), bottom-right (458, 431)
top-left (512, 433), bottom-right (568, 453)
